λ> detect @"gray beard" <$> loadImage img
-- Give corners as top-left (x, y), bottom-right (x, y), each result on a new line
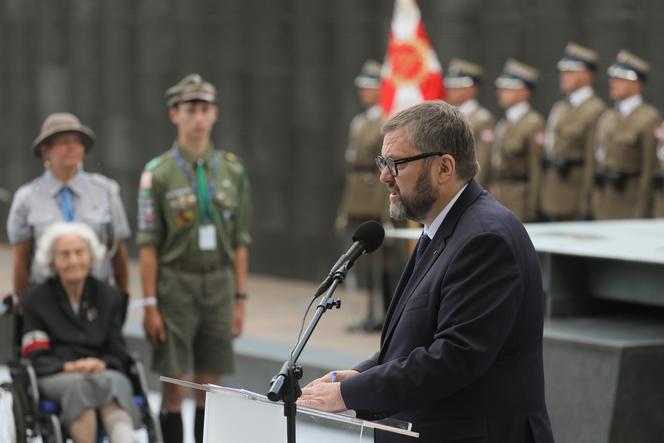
top-left (389, 169), bottom-right (437, 222)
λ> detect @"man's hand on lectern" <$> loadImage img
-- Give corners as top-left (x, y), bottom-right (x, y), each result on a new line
top-left (297, 369), bottom-right (360, 412)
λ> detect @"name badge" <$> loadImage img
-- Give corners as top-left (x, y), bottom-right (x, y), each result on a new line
top-left (198, 225), bottom-right (217, 251)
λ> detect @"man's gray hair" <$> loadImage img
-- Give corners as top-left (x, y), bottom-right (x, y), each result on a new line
top-left (34, 222), bottom-right (106, 278)
top-left (382, 100), bottom-right (478, 180)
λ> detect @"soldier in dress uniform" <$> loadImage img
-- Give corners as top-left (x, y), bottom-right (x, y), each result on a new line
top-left (445, 58), bottom-right (495, 189)
top-left (539, 43), bottom-right (607, 221)
top-left (337, 59), bottom-right (392, 331)
top-left (653, 123), bottom-right (664, 218)
top-left (137, 73), bottom-right (251, 443)
top-left (591, 50), bottom-right (662, 220)
top-left (493, 59), bottom-right (545, 222)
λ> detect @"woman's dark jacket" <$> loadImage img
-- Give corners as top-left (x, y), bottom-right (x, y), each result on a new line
top-left (21, 276), bottom-right (129, 376)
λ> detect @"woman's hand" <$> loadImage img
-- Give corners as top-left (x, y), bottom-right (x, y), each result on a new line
top-left (64, 358), bottom-right (107, 374)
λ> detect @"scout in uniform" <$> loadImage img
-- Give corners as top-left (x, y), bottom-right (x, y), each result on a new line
top-left (7, 112), bottom-right (131, 298)
top-left (137, 74), bottom-right (251, 443)
top-left (337, 60), bottom-right (394, 331)
top-left (653, 123), bottom-right (664, 217)
top-left (540, 43), bottom-right (607, 221)
top-left (591, 50), bottom-right (662, 220)
top-left (445, 58), bottom-right (495, 188)
top-left (493, 59), bottom-right (545, 222)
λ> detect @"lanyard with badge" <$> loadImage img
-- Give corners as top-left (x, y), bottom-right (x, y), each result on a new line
top-left (171, 147), bottom-right (220, 251)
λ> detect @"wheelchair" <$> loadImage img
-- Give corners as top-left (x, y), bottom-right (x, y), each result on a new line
top-left (2, 294), bottom-right (163, 443)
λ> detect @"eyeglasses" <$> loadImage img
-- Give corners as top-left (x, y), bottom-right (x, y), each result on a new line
top-left (375, 152), bottom-right (444, 177)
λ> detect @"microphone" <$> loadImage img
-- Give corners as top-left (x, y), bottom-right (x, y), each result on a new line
top-left (314, 220), bottom-right (385, 296)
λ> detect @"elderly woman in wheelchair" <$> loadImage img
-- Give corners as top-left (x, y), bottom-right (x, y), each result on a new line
top-left (20, 222), bottom-right (139, 443)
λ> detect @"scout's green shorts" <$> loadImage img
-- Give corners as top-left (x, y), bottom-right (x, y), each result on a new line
top-left (153, 266), bottom-right (235, 377)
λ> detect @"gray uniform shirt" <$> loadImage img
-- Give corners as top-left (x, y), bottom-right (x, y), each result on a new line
top-left (7, 169), bottom-right (131, 284)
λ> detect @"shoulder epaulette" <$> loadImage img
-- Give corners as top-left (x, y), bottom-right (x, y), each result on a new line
top-left (145, 154), bottom-right (168, 172)
top-left (88, 173), bottom-right (120, 193)
top-left (475, 107), bottom-right (493, 123)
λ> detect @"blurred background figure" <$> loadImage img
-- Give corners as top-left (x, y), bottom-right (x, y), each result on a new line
top-left (21, 222), bottom-right (138, 443)
top-left (6, 112), bottom-right (131, 300)
top-left (445, 58), bottom-right (495, 189)
top-left (540, 43), bottom-right (606, 221)
top-left (592, 50), bottom-right (662, 220)
top-left (493, 59), bottom-right (545, 222)
top-left (336, 60), bottom-right (392, 332)
top-left (654, 122), bottom-right (664, 217)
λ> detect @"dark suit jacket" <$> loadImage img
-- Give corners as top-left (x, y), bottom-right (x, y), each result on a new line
top-left (21, 276), bottom-right (129, 376)
top-left (341, 180), bottom-right (554, 443)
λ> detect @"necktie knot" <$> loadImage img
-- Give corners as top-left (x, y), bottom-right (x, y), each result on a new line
top-left (415, 233), bottom-right (431, 264)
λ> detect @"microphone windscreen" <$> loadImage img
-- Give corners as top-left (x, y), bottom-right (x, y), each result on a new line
top-left (352, 220), bottom-right (385, 253)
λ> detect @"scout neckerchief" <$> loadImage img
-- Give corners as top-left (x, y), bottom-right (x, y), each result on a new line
top-left (56, 186), bottom-right (76, 221)
top-left (170, 146), bottom-right (221, 224)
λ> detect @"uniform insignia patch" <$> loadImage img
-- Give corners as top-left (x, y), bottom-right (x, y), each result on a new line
top-left (175, 209), bottom-right (195, 229)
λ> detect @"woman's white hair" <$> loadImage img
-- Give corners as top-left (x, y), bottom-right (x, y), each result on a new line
top-left (34, 222), bottom-right (106, 279)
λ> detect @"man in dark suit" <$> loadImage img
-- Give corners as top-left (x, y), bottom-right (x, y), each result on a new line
top-left (298, 101), bottom-right (554, 443)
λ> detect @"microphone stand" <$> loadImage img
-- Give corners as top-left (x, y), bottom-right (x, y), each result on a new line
top-left (267, 260), bottom-right (353, 443)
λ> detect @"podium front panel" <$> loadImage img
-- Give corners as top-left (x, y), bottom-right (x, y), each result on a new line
top-left (159, 378), bottom-right (417, 441)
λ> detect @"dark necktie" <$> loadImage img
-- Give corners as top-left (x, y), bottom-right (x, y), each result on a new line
top-left (415, 233), bottom-right (431, 265)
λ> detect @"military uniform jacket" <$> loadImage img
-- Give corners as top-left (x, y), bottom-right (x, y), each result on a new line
top-left (540, 95), bottom-right (606, 219)
top-left (136, 143), bottom-right (251, 270)
top-left (466, 105), bottom-right (495, 188)
top-left (493, 109), bottom-right (545, 222)
top-left (7, 170), bottom-right (131, 283)
top-left (337, 107), bottom-right (388, 221)
top-left (653, 124), bottom-right (664, 218)
top-left (21, 277), bottom-right (129, 377)
top-left (592, 103), bottom-right (661, 219)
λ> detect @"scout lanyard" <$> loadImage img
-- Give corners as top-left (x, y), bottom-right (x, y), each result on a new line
top-left (170, 147), bottom-right (220, 223)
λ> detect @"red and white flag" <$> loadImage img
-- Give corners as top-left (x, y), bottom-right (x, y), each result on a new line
top-left (380, 0), bottom-right (445, 116)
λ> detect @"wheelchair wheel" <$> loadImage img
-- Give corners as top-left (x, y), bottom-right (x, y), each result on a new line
top-left (1, 382), bottom-right (27, 443)
top-left (40, 413), bottom-right (64, 443)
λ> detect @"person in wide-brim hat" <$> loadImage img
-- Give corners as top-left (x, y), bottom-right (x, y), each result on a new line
top-left (7, 111), bottom-right (131, 302)
top-left (31, 112), bottom-right (96, 158)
